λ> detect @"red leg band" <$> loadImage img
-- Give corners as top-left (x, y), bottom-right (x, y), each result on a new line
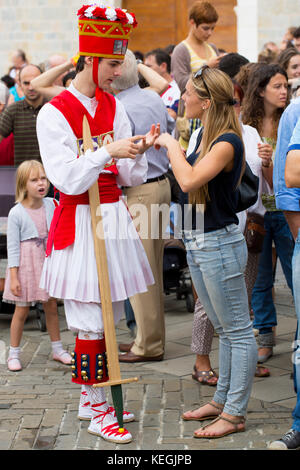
top-left (71, 337), bottom-right (109, 385)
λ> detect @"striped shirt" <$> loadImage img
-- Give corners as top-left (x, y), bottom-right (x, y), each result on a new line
top-left (0, 98), bottom-right (47, 166)
top-left (182, 40), bottom-right (217, 74)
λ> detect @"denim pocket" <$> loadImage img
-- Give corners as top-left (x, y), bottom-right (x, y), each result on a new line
top-left (230, 238), bottom-right (248, 274)
top-left (193, 234), bottom-right (219, 252)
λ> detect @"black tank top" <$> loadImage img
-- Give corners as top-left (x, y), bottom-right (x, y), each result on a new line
top-left (180, 130), bottom-right (244, 233)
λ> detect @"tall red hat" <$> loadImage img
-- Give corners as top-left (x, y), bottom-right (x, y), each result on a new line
top-left (77, 4), bottom-right (137, 60)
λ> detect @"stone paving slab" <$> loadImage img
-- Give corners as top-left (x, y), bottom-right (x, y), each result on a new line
top-left (0, 272), bottom-right (298, 451)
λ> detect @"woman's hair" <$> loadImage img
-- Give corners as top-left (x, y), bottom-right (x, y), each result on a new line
top-left (188, 67), bottom-right (245, 207)
top-left (242, 63), bottom-right (289, 139)
top-left (232, 79), bottom-right (244, 104)
top-left (276, 47), bottom-right (300, 74)
top-left (235, 62), bottom-right (261, 94)
top-left (189, 1), bottom-right (218, 26)
top-left (258, 48), bottom-right (278, 64)
top-left (15, 160), bottom-right (49, 203)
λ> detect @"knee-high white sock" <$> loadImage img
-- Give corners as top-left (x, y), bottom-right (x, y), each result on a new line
top-left (80, 384), bottom-right (91, 408)
top-left (9, 346), bottom-right (20, 359)
top-left (51, 340), bottom-right (64, 354)
top-left (88, 384), bottom-right (107, 408)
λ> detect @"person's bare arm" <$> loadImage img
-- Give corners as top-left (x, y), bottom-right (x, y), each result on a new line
top-left (285, 149), bottom-right (300, 187)
top-left (9, 267), bottom-right (21, 297)
top-left (155, 133), bottom-right (234, 193)
top-left (31, 59), bottom-right (74, 100)
top-left (258, 142), bottom-right (273, 188)
top-left (137, 63), bottom-right (169, 95)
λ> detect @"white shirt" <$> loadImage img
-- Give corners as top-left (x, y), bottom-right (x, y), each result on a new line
top-left (36, 82), bottom-right (148, 195)
top-left (161, 80), bottom-right (180, 109)
top-left (37, 83), bottom-right (153, 308)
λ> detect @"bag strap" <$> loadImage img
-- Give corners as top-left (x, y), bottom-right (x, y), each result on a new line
top-left (193, 127), bottom-right (203, 153)
top-left (187, 128), bottom-right (203, 166)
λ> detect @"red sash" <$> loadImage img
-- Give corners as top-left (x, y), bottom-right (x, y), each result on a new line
top-left (46, 90), bottom-right (121, 256)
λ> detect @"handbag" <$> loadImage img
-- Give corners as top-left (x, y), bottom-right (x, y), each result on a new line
top-left (236, 162), bottom-right (259, 213)
top-left (190, 130), bottom-right (259, 213)
top-left (244, 212), bottom-right (266, 253)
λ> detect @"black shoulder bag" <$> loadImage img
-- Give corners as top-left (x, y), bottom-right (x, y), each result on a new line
top-left (190, 130), bottom-right (259, 213)
top-left (236, 162), bottom-right (259, 213)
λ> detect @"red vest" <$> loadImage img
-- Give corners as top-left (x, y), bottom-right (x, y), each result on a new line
top-left (46, 89), bottom-right (122, 256)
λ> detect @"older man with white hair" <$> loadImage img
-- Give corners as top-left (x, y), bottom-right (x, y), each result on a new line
top-left (112, 50), bottom-right (175, 363)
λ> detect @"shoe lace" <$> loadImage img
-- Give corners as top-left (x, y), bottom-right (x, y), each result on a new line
top-left (108, 406), bottom-right (130, 417)
top-left (81, 391), bottom-right (90, 407)
top-left (91, 403), bottom-right (130, 437)
top-left (91, 402), bottom-right (111, 424)
top-left (102, 422), bottom-right (130, 438)
top-left (282, 429), bottom-right (297, 443)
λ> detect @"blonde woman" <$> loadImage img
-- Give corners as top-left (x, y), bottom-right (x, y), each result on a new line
top-left (155, 67), bottom-right (258, 439)
top-left (3, 160), bottom-right (71, 371)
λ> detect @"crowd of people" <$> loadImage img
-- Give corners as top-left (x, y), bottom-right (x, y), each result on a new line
top-left (0, 0), bottom-right (300, 449)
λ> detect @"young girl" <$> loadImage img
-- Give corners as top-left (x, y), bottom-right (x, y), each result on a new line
top-left (3, 160), bottom-right (71, 371)
top-left (155, 66), bottom-right (258, 439)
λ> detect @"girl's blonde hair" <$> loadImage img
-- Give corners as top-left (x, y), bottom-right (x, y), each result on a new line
top-left (15, 160), bottom-right (49, 203)
top-left (188, 67), bottom-right (245, 207)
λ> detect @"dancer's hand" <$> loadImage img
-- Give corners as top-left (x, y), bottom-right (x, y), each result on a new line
top-left (105, 135), bottom-right (145, 159)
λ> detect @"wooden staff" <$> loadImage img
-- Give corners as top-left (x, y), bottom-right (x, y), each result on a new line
top-left (82, 115), bottom-right (138, 431)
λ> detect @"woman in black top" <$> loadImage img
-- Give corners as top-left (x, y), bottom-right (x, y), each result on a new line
top-left (156, 66), bottom-right (258, 439)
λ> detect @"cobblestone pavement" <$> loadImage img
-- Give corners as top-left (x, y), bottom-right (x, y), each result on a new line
top-left (0, 268), bottom-right (297, 451)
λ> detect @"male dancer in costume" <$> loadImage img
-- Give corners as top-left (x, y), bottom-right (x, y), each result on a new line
top-left (36, 4), bottom-right (157, 444)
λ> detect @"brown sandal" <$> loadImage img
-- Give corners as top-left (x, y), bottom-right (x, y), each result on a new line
top-left (255, 364), bottom-right (270, 377)
top-left (193, 414), bottom-right (246, 439)
top-left (182, 401), bottom-right (223, 422)
top-left (192, 366), bottom-right (218, 386)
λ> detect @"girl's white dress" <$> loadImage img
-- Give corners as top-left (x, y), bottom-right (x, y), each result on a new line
top-left (3, 205), bottom-right (50, 306)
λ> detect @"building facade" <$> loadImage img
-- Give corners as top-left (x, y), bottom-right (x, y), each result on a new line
top-left (0, 0), bottom-right (299, 77)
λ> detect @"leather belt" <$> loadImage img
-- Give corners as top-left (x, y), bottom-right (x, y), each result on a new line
top-left (122, 174), bottom-right (167, 190)
top-left (144, 174), bottom-right (167, 184)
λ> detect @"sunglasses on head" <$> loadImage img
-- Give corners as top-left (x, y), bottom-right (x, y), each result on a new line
top-left (194, 65), bottom-right (211, 98)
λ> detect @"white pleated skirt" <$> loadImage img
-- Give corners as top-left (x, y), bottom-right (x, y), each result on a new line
top-left (40, 200), bottom-right (154, 303)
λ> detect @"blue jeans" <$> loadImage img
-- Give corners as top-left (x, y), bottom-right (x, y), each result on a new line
top-left (291, 231), bottom-right (300, 431)
top-left (252, 211), bottom-right (294, 333)
top-left (183, 224), bottom-right (258, 416)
